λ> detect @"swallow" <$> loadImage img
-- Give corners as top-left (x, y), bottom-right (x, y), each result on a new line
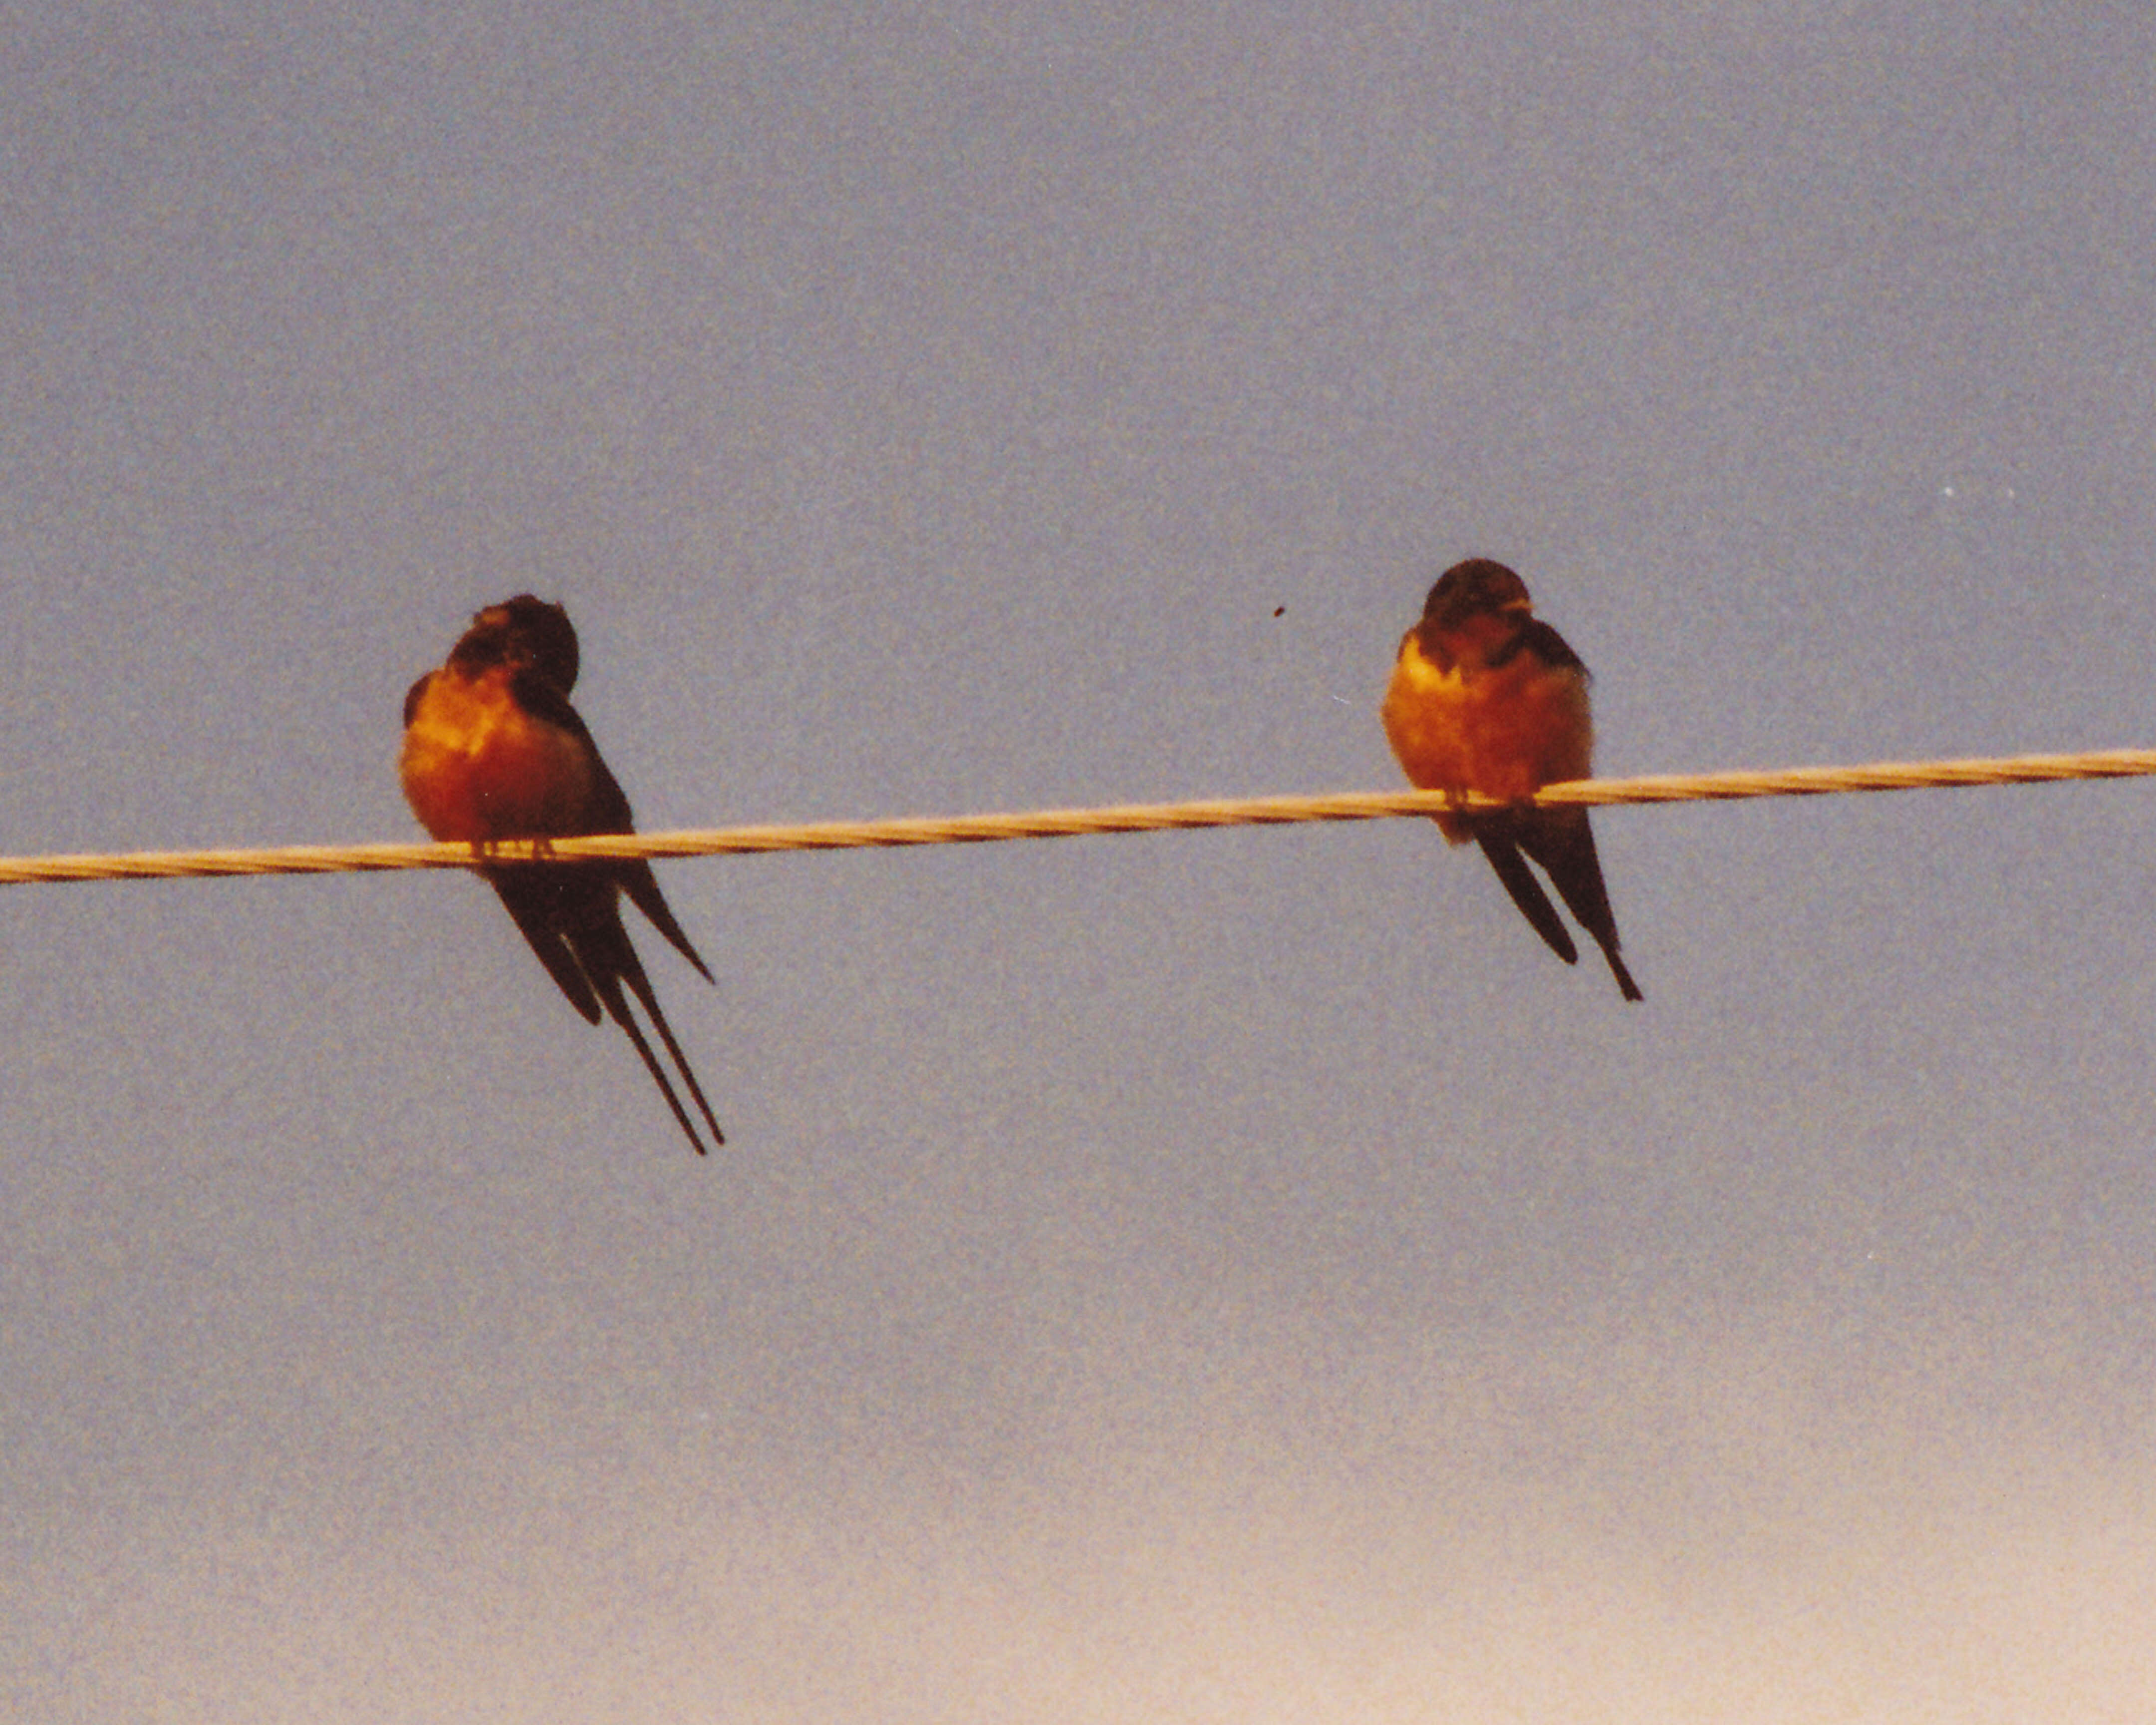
top-left (400, 595), bottom-right (726, 1152)
top-left (1381, 558), bottom-right (1642, 1001)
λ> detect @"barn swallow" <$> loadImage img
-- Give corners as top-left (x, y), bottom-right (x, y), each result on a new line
top-left (400, 595), bottom-right (726, 1152)
top-left (1381, 558), bottom-right (1642, 1001)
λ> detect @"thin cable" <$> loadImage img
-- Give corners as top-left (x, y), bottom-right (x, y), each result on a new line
top-left (0, 748), bottom-right (2151, 886)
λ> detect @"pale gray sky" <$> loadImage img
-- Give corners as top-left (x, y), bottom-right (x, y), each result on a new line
top-left (5, 4), bottom-right (2156, 1718)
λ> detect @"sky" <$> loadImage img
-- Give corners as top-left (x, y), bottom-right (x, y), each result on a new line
top-left (4, 3), bottom-right (2156, 1718)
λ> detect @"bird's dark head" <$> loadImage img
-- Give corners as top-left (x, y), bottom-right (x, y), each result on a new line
top-left (451, 594), bottom-right (581, 693)
top-left (1422, 559), bottom-right (1533, 630)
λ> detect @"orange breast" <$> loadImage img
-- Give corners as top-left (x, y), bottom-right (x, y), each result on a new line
top-left (399, 668), bottom-right (600, 843)
top-left (1458, 650), bottom-right (1594, 802)
top-left (1382, 634), bottom-right (1593, 840)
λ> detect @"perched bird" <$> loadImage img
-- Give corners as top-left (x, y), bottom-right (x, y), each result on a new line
top-left (400, 595), bottom-right (726, 1152)
top-left (1381, 558), bottom-right (1642, 1001)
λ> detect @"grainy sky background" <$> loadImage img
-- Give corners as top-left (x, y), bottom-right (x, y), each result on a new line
top-left (5, 3), bottom-right (2156, 1718)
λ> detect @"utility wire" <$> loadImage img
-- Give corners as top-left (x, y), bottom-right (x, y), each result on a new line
top-left (0, 748), bottom-right (2150, 887)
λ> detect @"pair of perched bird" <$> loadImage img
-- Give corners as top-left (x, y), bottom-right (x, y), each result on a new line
top-left (398, 560), bottom-right (1638, 1156)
